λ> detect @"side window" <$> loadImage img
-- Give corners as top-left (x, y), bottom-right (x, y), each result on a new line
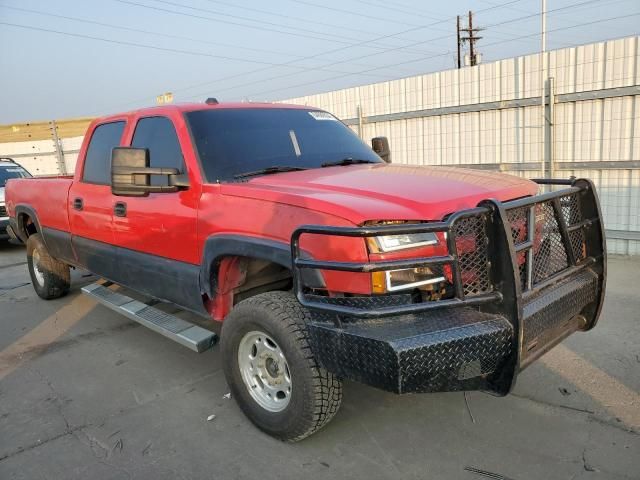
top-left (131, 117), bottom-right (185, 186)
top-left (82, 121), bottom-right (125, 184)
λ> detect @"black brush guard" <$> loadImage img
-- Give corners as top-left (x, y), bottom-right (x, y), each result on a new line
top-left (291, 178), bottom-right (606, 395)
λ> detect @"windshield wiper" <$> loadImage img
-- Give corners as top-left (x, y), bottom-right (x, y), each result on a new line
top-left (321, 158), bottom-right (377, 168)
top-left (234, 166), bottom-right (308, 179)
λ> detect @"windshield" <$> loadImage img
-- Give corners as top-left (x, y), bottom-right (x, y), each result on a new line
top-left (185, 108), bottom-right (382, 182)
top-left (0, 165), bottom-right (31, 186)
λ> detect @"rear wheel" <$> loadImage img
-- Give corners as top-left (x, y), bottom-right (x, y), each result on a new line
top-left (221, 291), bottom-right (342, 442)
top-left (27, 233), bottom-right (70, 300)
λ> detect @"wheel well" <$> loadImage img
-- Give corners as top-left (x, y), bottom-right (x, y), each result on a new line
top-left (207, 256), bottom-right (293, 320)
top-left (18, 213), bottom-right (38, 238)
top-left (233, 257), bottom-right (293, 302)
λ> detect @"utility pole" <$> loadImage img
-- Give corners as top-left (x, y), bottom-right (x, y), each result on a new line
top-left (456, 15), bottom-right (462, 69)
top-left (541, 0), bottom-right (548, 178)
top-left (459, 11), bottom-right (483, 67)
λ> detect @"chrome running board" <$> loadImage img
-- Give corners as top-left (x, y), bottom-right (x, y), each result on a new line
top-left (81, 282), bottom-right (217, 353)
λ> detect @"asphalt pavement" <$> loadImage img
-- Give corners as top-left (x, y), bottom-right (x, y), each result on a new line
top-left (0, 241), bottom-right (638, 480)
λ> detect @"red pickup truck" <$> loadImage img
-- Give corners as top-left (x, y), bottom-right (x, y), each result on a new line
top-left (5, 101), bottom-right (606, 441)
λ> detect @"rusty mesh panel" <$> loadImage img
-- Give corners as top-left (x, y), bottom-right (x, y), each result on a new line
top-left (560, 194), bottom-right (586, 262)
top-left (532, 202), bottom-right (568, 284)
top-left (559, 194), bottom-right (581, 225)
top-left (568, 229), bottom-right (586, 262)
top-left (453, 215), bottom-right (491, 297)
top-left (506, 207), bottom-right (529, 290)
top-left (506, 206), bottom-right (529, 245)
top-left (514, 251), bottom-right (527, 290)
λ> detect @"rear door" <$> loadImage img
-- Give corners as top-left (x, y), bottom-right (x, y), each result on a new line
top-left (111, 115), bottom-right (203, 313)
top-left (68, 120), bottom-right (125, 278)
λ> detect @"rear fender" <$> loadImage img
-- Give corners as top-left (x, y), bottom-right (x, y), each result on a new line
top-left (14, 205), bottom-right (42, 243)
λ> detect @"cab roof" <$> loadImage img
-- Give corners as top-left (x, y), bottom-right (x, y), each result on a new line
top-left (99, 102), bottom-right (313, 123)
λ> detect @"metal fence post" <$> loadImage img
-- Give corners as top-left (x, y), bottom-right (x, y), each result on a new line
top-left (357, 105), bottom-right (364, 139)
top-left (545, 77), bottom-right (555, 179)
top-left (49, 120), bottom-right (67, 175)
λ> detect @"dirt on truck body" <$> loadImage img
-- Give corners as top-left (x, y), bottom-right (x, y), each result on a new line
top-left (4, 101), bottom-right (606, 441)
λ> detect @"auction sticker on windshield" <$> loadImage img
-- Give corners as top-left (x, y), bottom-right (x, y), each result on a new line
top-left (308, 111), bottom-right (338, 121)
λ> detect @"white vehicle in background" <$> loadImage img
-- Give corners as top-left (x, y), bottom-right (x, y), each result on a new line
top-left (0, 158), bottom-right (32, 242)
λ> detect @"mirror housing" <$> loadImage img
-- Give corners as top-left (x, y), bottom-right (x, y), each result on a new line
top-left (111, 147), bottom-right (184, 197)
top-left (371, 136), bottom-right (391, 163)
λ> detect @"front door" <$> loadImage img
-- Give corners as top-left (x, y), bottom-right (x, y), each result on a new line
top-left (111, 115), bottom-right (203, 313)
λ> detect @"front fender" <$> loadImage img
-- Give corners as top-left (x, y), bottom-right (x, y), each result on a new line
top-left (199, 234), bottom-right (325, 298)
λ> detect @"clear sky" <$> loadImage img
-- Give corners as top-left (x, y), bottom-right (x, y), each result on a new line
top-left (0, 0), bottom-right (638, 123)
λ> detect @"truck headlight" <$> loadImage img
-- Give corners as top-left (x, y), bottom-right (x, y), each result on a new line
top-left (372, 267), bottom-right (445, 293)
top-left (369, 232), bottom-right (438, 252)
top-left (365, 222), bottom-right (443, 293)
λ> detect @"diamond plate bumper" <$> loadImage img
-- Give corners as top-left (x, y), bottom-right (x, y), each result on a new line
top-left (307, 267), bottom-right (599, 394)
top-left (308, 308), bottom-right (513, 394)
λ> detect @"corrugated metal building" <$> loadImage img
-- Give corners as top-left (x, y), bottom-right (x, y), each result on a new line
top-left (282, 36), bottom-right (640, 255)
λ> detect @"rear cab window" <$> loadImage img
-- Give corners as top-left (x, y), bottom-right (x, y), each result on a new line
top-left (131, 116), bottom-right (186, 186)
top-left (82, 121), bottom-right (126, 184)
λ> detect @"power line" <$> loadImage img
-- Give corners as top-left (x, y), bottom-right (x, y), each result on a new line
top-left (176, 0), bottom-right (532, 92)
top-left (0, 5), bottom-right (301, 59)
top-left (350, 0), bottom-right (445, 22)
top-left (116, 0), bottom-right (430, 55)
top-left (0, 20), bottom-right (403, 81)
top-left (199, 0), bottom-right (429, 45)
top-left (3, 5), bottom-right (413, 72)
top-left (186, 0), bottom-right (604, 100)
top-left (111, 0), bottom-right (531, 109)
top-left (243, 11), bottom-right (640, 100)
top-left (114, 0), bottom-right (362, 43)
top-left (290, 0), bottom-right (420, 27)
top-left (477, 0), bottom-right (632, 42)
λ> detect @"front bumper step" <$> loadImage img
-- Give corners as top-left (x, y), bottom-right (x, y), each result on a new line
top-left (307, 308), bottom-right (513, 394)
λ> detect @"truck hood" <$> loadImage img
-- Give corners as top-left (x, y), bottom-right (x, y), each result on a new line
top-left (222, 164), bottom-right (538, 224)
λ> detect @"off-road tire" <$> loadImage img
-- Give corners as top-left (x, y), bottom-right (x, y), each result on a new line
top-left (26, 233), bottom-right (70, 300)
top-left (221, 291), bottom-right (342, 442)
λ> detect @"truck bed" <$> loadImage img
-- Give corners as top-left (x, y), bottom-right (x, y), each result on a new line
top-left (5, 177), bottom-right (74, 233)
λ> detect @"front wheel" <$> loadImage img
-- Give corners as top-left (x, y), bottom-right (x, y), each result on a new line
top-left (26, 233), bottom-right (70, 300)
top-left (221, 291), bottom-right (342, 442)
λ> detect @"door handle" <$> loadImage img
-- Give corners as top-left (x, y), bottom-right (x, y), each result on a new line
top-left (114, 202), bottom-right (127, 217)
top-left (73, 198), bottom-right (83, 211)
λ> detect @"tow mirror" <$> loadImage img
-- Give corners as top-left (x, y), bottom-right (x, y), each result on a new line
top-left (371, 136), bottom-right (391, 163)
top-left (111, 147), bottom-right (185, 197)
